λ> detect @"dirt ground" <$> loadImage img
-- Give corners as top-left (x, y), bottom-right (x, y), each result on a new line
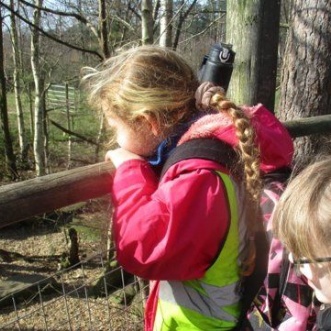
top-left (0, 199), bottom-right (145, 330)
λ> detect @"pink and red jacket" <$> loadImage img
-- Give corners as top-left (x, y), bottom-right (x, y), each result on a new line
top-left (110, 104), bottom-right (294, 330)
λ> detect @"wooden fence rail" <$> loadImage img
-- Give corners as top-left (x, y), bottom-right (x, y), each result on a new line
top-left (1, 114), bottom-right (331, 228)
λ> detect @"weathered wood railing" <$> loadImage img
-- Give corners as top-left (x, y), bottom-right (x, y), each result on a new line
top-left (1, 114), bottom-right (331, 228)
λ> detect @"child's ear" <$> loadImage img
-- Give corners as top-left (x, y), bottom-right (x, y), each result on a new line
top-left (140, 113), bottom-right (160, 136)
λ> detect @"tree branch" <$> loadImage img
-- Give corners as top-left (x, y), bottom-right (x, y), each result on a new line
top-left (2, 1), bottom-right (103, 60)
top-left (50, 120), bottom-right (99, 146)
top-left (18, 0), bottom-right (100, 40)
top-left (18, 0), bottom-right (89, 22)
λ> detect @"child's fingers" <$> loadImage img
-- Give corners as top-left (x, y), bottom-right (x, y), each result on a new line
top-left (105, 148), bottom-right (143, 168)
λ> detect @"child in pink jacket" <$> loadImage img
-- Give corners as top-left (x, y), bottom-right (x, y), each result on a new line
top-left (82, 45), bottom-right (294, 330)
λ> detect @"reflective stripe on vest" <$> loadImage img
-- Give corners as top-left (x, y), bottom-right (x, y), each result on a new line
top-left (155, 171), bottom-right (248, 330)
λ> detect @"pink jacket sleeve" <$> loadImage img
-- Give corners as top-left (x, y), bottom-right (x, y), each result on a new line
top-left (110, 158), bottom-right (231, 281)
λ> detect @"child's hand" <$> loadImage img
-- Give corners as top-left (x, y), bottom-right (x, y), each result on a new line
top-left (105, 148), bottom-right (144, 168)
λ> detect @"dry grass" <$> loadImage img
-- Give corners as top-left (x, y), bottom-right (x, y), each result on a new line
top-left (0, 199), bottom-right (145, 331)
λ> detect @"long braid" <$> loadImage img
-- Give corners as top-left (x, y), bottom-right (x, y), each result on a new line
top-left (210, 93), bottom-right (262, 276)
top-left (210, 94), bottom-right (261, 203)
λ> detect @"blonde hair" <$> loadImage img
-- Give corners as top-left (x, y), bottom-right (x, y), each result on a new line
top-left (81, 45), bottom-right (199, 136)
top-left (273, 155), bottom-right (331, 261)
top-left (210, 95), bottom-right (261, 203)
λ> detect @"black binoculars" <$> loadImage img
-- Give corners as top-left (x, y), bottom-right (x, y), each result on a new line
top-left (198, 42), bottom-right (235, 91)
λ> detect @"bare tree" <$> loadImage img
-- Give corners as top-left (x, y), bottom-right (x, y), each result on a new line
top-left (2, 0), bottom-right (103, 59)
top-left (0, 5), bottom-right (18, 179)
top-left (280, 0), bottom-right (331, 161)
top-left (172, 0), bottom-right (198, 50)
top-left (141, 0), bottom-right (154, 45)
top-left (98, 0), bottom-right (109, 58)
top-left (159, 0), bottom-right (173, 47)
top-left (31, 0), bottom-right (46, 176)
top-left (10, 0), bottom-right (29, 166)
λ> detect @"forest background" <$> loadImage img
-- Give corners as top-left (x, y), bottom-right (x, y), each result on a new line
top-left (0, 1), bottom-right (330, 329)
top-left (1, 0), bottom-right (330, 183)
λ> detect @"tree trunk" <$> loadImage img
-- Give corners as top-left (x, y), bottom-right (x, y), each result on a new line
top-left (68, 228), bottom-right (80, 266)
top-left (172, 0), bottom-right (198, 51)
top-left (0, 5), bottom-right (18, 179)
top-left (10, 0), bottom-right (29, 166)
top-left (226, 0), bottom-right (281, 111)
top-left (65, 83), bottom-right (72, 169)
top-left (141, 0), bottom-right (154, 45)
top-left (153, 0), bottom-right (161, 22)
top-left (31, 0), bottom-right (46, 176)
top-left (255, 0), bottom-right (281, 112)
top-left (94, 112), bottom-right (105, 163)
top-left (280, 0), bottom-right (331, 161)
top-left (159, 0), bottom-right (173, 47)
top-left (98, 0), bottom-right (109, 59)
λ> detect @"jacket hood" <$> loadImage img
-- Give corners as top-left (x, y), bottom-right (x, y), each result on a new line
top-left (179, 104), bottom-right (294, 173)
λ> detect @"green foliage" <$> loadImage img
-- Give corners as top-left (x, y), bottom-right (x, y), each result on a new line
top-left (3, 91), bottom-right (106, 175)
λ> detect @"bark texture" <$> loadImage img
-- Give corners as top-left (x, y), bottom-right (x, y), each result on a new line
top-left (226, 0), bottom-right (281, 110)
top-left (280, 0), bottom-right (331, 159)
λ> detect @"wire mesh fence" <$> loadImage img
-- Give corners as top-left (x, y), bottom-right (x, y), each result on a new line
top-left (0, 248), bottom-right (146, 331)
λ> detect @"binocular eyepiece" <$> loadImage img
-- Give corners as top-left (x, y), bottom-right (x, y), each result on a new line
top-left (198, 42), bottom-right (235, 91)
